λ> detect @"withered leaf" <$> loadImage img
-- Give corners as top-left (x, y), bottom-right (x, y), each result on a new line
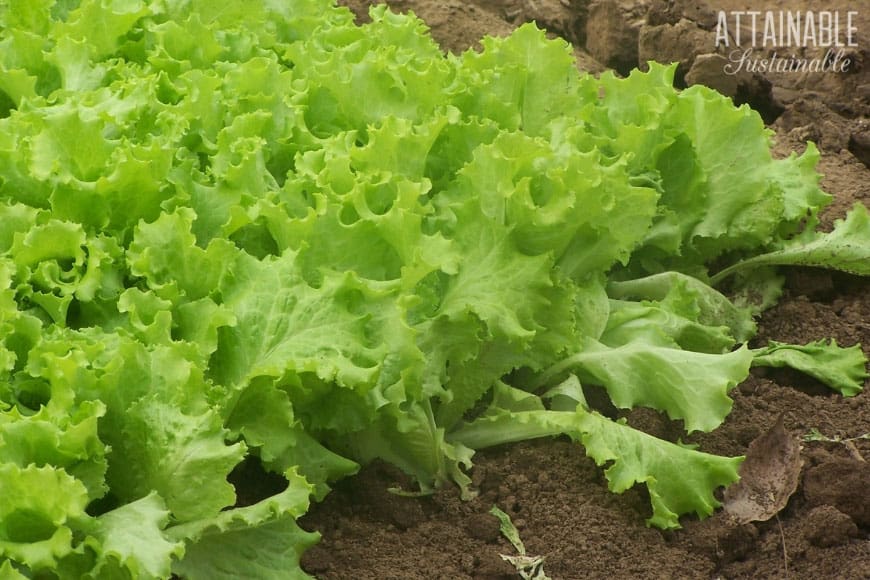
top-left (723, 414), bottom-right (804, 524)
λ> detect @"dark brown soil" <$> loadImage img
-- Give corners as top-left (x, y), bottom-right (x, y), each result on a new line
top-left (298, 1), bottom-right (870, 578)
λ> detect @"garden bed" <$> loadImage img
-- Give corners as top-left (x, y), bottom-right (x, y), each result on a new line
top-left (0, 2), bottom-right (866, 578)
top-left (298, 1), bottom-right (870, 578)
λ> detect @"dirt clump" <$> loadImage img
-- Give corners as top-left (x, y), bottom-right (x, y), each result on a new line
top-left (802, 505), bottom-right (860, 548)
top-left (803, 459), bottom-right (870, 527)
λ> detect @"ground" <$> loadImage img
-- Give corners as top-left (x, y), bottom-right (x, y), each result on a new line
top-left (296, 1), bottom-right (870, 578)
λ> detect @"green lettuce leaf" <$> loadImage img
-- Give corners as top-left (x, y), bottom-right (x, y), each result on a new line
top-left (606, 271), bottom-right (757, 343)
top-left (84, 492), bottom-right (184, 580)
top-left (225, 380), bottom-right (360, 501)
top-left (0, 464), bottom-right (90, 571)
top-left (453, 23), bottom-right (581, 136)
top-left (0, 400), bottom-right (108, 500)
top-left (575, 407), bottom-right (743, 529)
top-left (169, 468), bottom-right (317, 580)
top-left (110, 395), bottom-right (245, 523)
top-left (752, 340), bottom-right (868, 397)
top-left (712, 203), bottom-right (870, 283)
top-left (536, 339), bottom-right (752, 433)
top-left (450, 381), bottom-right (742, 529)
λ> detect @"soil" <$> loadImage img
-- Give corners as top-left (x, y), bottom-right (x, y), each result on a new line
top-left (297, 1), bottom-right (870, 578)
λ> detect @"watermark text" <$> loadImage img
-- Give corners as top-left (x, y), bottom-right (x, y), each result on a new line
top-left (714, 10), bottom-right (858, 48)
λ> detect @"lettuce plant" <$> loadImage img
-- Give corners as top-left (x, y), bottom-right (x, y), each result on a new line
top-left (0, 0), bottom-right (868, 577)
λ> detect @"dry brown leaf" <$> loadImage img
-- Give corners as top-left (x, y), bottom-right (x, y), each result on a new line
top-left (723, 414), bottom-right (804, 524)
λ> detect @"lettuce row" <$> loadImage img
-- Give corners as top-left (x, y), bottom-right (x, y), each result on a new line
top-left (0, 0), bottom-right (868, 577)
